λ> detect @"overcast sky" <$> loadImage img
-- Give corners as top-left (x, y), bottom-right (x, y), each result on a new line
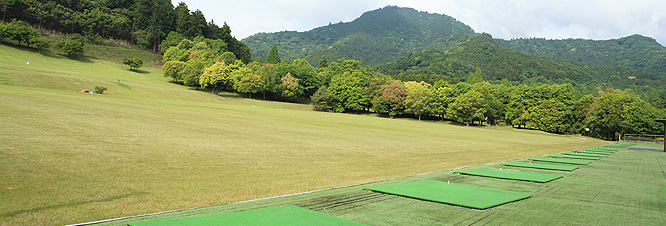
top-left (177, 0), bottom-right (666, 46)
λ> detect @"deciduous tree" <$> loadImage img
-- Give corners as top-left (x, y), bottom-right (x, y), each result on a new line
top-left (279, 72), bottom-right (302, 101)
top-left (381, 81), bottom-right (408, 117)
top-left (447, 90), bottom-right (487, 126)
top-left (122, 58), bottom-right (143, 70)
top-left (56, 33), bottom-right (85, 56)
top-left (235, 73), bottom-right (263, 98)
top-left (199, 61), bottom-right (232, 93)
top-left (403, 81), bottom-right (432, 120)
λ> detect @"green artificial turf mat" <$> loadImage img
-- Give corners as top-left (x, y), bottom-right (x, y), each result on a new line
top-left (364, 180), bottom-right (532, 209)
top-left (529, 157), bottom-right (591, 165)
top-left (502, 161), bottom-right (578, 171)
top-left (604, 143), bottom-right (635, 148)
top-left (549, 154), bottom-right (600, 160)
top-left (589, 148), bottom-right (618, 152)
top-left (562, 152), bottom-right (606, 158)
top-left (126, 206), bottom-right (366, 226)
top-left (455, 168), bottom-right (562, 183)
top-left (574, 150), bottom-right (611, 155)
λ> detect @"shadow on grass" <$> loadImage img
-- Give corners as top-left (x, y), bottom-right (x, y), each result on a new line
top-left (2, 41), bottom-right (63, 59)
top-left (64, 55), bottom-right (94, 63)
top-left (0, 190), bottom-right (148, 218)
top-left (130, 69), bottom-right (150, 74)
top-left (115, 82), bottom-right (132, 90)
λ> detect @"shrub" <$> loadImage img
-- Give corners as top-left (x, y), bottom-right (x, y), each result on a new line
top-left (56, 34), bottom-right (85, 56)
top-left (94, 86), bottom-right (108, 94)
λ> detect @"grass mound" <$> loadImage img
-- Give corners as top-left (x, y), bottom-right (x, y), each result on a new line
top-left (455, 168), bottom-right (562, 183)
top-left (364, 180), bottom-right (533, 209)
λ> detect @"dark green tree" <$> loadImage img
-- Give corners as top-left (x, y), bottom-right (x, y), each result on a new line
top-left (466, 67), bottom-right (484, 84)
top-left (311, 85), bottom-right (332, 111)
top-left (266, 43), bottom-right (280, 64)
top-left (29, 36), bottom-right (50, 52)
top-left (318, 55), bottom-right (328, 68)
top-left (448, 90), bottom-right (487, 126)
top-left (122, 58), bottom-right (143, 70)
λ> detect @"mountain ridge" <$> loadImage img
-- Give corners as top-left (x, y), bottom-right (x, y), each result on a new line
top-left (243, 6), bottom-right (666, 78)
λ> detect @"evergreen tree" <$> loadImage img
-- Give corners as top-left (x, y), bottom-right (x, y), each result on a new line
top-left (467, 67), bottom-right (484, 84)
top-left (266, 44), bottom-right (280, 64)
top-left (318, 56), bottom-right (328, 68)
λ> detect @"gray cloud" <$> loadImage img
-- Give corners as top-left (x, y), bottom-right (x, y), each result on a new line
top-left (179, 0), bottom-right (666, 45)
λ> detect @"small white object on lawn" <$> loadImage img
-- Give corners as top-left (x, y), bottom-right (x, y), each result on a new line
top-left (26, 62), bottom-right (29, 64)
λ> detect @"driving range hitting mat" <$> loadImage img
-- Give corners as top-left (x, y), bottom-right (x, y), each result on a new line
top-left (561, 152), bottom-right (606, 158)
top-left (501, 161), bottom-right (578, 171)
top-left (528, 157), bottom-right (592, 165)
top-left (573, 150), bottom-right (612, 155)
top-left (126, 206), bottom-right (367, 226)
top-left (454, 168), bottom-right (563, 183)
top-left (364, 180), bottom-right (533, 209)
top-left (589, 148), bottom-right (619, 152)
top-left (549, 154), bottom-right (600, 160)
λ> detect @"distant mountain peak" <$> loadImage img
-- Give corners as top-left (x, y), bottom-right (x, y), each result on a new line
top-left (243, 6), bottom-right (475, 66)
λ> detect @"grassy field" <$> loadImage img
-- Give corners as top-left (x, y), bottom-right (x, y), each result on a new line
top-left (97, 143), bottom-right (666, 226)
top-left (0, 44), bottom-right (609, 225)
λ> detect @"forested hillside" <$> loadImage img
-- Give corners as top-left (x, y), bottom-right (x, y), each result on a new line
top-left (377, 34), bottom-right (665, 100)
top-left (243, 6), bottom-right (475, 66)
top-left (500, 35), bottom-right (666, 77)
top-left (1, 0), bottom-right (251, 62)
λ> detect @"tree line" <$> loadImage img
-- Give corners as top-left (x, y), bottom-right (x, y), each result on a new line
top-left (1, 0), bottom-right (250, 60)
top-left (162, 42), bottom-right (665, 141)
top-left (0, 21), bottom-right (88, 55)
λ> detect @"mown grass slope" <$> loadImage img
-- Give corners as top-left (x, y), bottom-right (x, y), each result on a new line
top-left (0, 44), bottom-right (608, 225)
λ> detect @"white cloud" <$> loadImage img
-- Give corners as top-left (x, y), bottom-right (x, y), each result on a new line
top-left (176, 0), bottom-right (666, 45)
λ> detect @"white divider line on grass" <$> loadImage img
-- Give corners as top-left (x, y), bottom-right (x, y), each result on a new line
top-left (67, 151), bottom-right (567, 226)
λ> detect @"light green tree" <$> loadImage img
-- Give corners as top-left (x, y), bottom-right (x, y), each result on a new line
top-left (403, 81), bottom-right (432, 120)
top-left (199, 62), bottom-right (232, 93)
top-left (162, 61), bottom-right (186, 82)
top-left (235, 73), bottom-right (264, 98)
top-left (429, 86), bottom-right (455, 120)
top-left (279, 72), bottom-right (302, 101)
top-left (163, 46), bottom-right (190, 62)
